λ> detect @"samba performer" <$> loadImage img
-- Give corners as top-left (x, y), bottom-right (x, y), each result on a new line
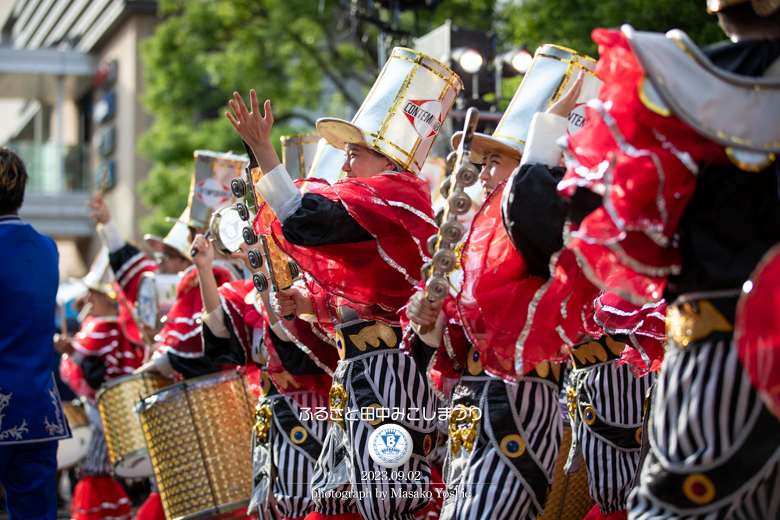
top-left (226, 47), bottom-right (462, 520)
top-left (497, 69), bottom-right (668, 517)
top-left (403, 59), bottom-right (601, 519)
top-left (519, 5), bottom-right (780, 517)
top-left (55, 250), bottom-right (138, 520)
top-left (191, 232), bottom-right (337, 520)
top-left (87, 152), bottom-right (245, 379)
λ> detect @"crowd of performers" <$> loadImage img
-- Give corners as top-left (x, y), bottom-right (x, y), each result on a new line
top-left (2, 2), bottom-right (780, 520)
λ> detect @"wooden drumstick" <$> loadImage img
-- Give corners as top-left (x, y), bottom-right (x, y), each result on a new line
top-left (99, 165), bottom-right (109, 200)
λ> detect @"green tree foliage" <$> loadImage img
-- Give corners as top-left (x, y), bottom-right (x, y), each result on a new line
top-left (138, 0), bottom-right (503, 236)
top-left (500, 0), bottom-right (723, 59)
top-left (138, 0), bottom-right (722, 236)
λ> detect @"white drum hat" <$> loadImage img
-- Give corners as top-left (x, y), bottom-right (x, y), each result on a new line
top-left (452, 44), bottom-right (602, 161)
top-left (146, 150), bottom-right (248, 260)
top-left (317, 47), bottom-right (463, 175)
top-left (281, 133), bottom-right (321, 179)
top-left (68, 245), bottom-right (116, 299)
top-left (306, 138), bottom-right (346, 185)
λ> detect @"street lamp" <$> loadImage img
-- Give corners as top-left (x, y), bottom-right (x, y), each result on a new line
top-left (497, 48), bottom-right (533, 76)
top-left (495, 47), bottom-right (533, 100)
top-left (451, 47), bottom-right (484, 74)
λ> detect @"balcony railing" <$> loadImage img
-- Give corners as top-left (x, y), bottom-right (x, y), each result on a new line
top-left (5, 140), bottom-right (90, 193)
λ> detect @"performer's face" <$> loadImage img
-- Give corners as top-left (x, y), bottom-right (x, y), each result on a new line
top-left (479, 152), bottom-right (520, 197)
top-left (83, 290), bottom-right (117, 317)
top-left (342, 143), bottom-right (396, 179)
top-left (157, 245), bottom-right (191, 275)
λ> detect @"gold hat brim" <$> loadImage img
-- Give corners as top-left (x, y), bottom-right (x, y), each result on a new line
top-left (316, 118), bottom-right (400, 169)
top-left (67, 277), bottom-right (117, 300)
top-left (451, 131), bottom-right (523, 163)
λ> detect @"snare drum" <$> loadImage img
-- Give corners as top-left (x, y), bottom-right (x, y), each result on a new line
top-left (136, 272), bottom-right (181, 329)
top-left (210, 205), bottom-right (254, 256)
top-left (57, 400), bottom-right (93, 470)
top-left (139, 371), bottom-right (255, 520)
top-left (97, 373), bottom-right (171, 478)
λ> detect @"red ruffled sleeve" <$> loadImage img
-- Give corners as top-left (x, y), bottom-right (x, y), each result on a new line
top-left (735, 244), bottom-right (780, 419)
top-left (593, 291), bottom-right (666, 376)
top-left (256, 172), bottom-right (436, 322)
top-left (560, 28), bottom-right (728, 304)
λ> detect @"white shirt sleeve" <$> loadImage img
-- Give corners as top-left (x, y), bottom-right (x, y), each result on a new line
top-left (270, 320), bottom-right (291, 342)
top-left (520, 112), bottom-right (569, 168)
top-left (254, 164), bottom-right (303, 223)
top-left (202, 307), bottom-right (230, 339)
top-left (152, 350), bottom-right (175, 377)
top-left (96, 219), bottom-right (125, 253)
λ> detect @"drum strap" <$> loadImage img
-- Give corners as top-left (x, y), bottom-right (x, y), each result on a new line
top-left (272, 398), bottom-right (324, 462)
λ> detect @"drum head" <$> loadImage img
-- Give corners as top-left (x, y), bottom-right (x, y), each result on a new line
top-left (211, 206), bottom-right (252, 255)
top-left (57, 426), bottom-right (93, 469)
top-left (114, 449), bottom-right (154, 478)
top-left (136, 273), bottom-right (159, 328)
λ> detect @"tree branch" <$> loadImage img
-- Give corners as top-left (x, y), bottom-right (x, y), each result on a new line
top-left (284, 29), bottom-right (363, 111)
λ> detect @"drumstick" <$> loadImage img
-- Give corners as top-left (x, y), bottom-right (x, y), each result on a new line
top-left (190, 230), bottom-right (211, 258)
top-left (99, 165), bottom-right (109, 200)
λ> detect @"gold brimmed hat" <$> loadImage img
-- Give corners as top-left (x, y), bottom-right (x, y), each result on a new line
top-left (707, 0), bottom-right (780, 16)
top-left (281, 133), bottom-right (321, 179)
top-left (146, 150), bottom-right (248, 260)
top-left (69, 245), bottom-right (117, 299)
top-left (317, 47), bottom-right (463, 175)
top-left (452, 44), bottom-right (601, 162)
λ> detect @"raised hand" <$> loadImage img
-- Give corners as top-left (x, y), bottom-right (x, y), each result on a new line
top-left (86, 193), bottom-right (110, 225)
top-left (547, 70), bottom-right (585, 119)
top-left (225, 90), bottom-right (280, 174)
top-left (190, 233), bottom-right (214, 270)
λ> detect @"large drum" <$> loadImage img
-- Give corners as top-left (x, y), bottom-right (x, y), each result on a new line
top-left (138, 371), bottom-right (255, 520)
top-left (136, 272), bottom-right (181, 329)
top-left (57, 399), bottom-right (93, 470)
top-left (97, 373), bottom-right (171, 478)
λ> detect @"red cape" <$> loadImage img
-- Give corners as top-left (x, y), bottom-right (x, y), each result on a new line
top-left (256, 172), bottom-right (436, 324)
top-left (456, 181), bottom-right (548, 381)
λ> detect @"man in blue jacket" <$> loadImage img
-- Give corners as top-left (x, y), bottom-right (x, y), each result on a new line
top-left (0, 147), bottom-right (68, 519)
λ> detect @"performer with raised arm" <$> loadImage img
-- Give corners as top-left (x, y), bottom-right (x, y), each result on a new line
top-left (226, 47), bottom-right (462, 520)
top-left (190, 232), bottom-right (337, 520)
top-left (509, 2), bottom-right (780, 517)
